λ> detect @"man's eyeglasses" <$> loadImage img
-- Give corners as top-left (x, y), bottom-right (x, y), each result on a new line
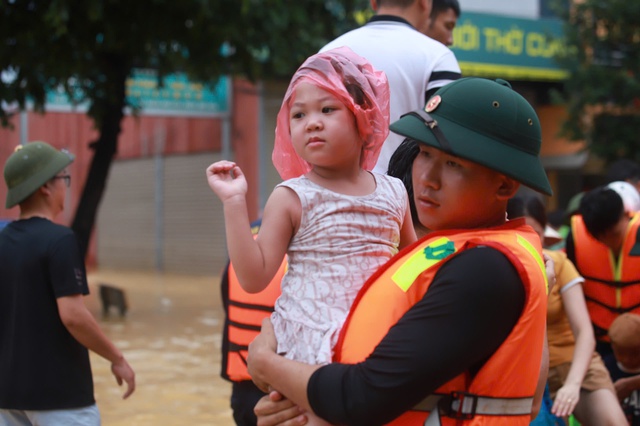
top-left (52, 174), bottom-right (71, 188)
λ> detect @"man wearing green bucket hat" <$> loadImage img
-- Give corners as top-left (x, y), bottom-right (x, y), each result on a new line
top-left (0, 141), bottom-right (135, 425)
top-left (247, 78), bottom-right (553, 426)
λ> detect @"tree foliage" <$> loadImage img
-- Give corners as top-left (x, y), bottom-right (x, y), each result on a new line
top-left (555, 0), bottom-right (640, 163)
top-left (0, 0), bottom-right (364, 255)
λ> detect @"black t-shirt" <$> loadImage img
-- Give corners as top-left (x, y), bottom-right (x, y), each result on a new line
top-left (0, 217), bottom-right (94, 410)
top-left (308, 246), bottom-right (526, 425)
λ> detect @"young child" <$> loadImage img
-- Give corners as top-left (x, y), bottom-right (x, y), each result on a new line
top-left (605, 313), bottom-right (640, 425)
top-left (207, 47), bottom-right (415, 368)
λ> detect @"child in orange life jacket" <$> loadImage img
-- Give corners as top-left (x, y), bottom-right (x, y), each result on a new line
top-left (207, 43), bottom-right (415, 397)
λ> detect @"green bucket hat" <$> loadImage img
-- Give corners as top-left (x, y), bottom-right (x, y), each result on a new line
top-left (3, 141), bottom-right (75, 208)
top-left (389, 77), bottom-right (552, 195)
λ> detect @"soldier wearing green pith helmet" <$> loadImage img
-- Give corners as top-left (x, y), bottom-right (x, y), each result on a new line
top-left (248, 78), bottom-right (555, 426)
top-left (0, 141), bottom-right (135, 425)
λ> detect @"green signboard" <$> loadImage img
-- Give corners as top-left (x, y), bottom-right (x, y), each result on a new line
top-left (46, 69), bottom-right (229, 117)
top-left (451, 12), bottom-right (567, 81)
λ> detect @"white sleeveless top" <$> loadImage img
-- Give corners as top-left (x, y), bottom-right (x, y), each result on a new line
top-left (271, 173), bottom-right (407, 364)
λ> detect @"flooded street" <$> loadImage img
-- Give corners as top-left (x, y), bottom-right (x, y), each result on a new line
top-left (85, 269), bottom-right (236, 426)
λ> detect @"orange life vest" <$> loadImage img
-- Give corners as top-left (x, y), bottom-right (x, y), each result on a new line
top-left (570, 214), bottom-right (640, 341)
top-left (334, 219), bottom-right (548, 425)
top-left (221, 227), bottom-right (285, 382)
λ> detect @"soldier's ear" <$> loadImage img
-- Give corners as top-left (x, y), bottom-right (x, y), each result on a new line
top-left (496, 176), bottom-right (520, 200)
top-left (39, 182), bottom-right (51, 194)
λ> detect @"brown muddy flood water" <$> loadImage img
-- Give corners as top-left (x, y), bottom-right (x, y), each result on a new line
top-left (86, 269), bottom-right (235, 426)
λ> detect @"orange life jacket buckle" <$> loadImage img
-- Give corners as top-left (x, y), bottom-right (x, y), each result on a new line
top-left (446, 391), bottom-right (477, 420)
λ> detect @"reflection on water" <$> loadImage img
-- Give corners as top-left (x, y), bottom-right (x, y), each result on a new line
top-left (86, 270), bottom-right (235, 426)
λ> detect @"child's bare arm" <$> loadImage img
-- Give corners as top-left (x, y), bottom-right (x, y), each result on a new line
top-left (399, 192), bottom-right (417, 249)
top-left (207, 161), bottom-right (296, 292)
top-left (242, 187), bottom-right (298, 291)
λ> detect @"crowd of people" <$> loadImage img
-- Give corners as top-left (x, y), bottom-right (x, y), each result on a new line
top-left (507, 157), bottom-right (640, 426)
top-left (2, 0), bottom-right (640, 426)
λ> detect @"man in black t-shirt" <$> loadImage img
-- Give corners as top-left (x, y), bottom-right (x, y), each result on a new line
top-left (0, 142), bottom-right (135, 425)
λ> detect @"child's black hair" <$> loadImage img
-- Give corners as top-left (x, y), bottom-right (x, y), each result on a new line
top-left (388, 138), bottom-right (420, 224)
top-left (580, 186), bottom-right (624, 238)
top-left (344, 82), bottom-right (370, 109)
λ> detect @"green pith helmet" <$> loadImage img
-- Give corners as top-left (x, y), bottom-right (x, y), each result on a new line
top-left (389, 77), bottom-right (552, 196)
top-left (3, 141), bottom-right (74, 208)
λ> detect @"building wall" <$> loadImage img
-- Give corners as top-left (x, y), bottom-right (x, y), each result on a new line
top-left (96, 151), bottom-right (227, 275)
top-left (0, 78), bottom-right (260, 274)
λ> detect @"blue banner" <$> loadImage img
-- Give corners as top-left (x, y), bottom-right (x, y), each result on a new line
top-left (45, 70), bottom-right (230, 117)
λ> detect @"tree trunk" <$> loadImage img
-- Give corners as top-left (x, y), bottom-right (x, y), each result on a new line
top-left (71, 59), bottom-right (128, 258)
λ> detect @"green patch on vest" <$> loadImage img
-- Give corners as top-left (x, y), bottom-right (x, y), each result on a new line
top-left (392, 237), bottom-right (457, 292)
top-left (424, 241), bottom-right (455, 260)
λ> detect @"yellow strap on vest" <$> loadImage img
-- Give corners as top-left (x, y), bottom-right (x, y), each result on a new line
top-left (392, 237), bottom-right (456, 292)
top-left (516, 234), bottom-right (549, 294)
